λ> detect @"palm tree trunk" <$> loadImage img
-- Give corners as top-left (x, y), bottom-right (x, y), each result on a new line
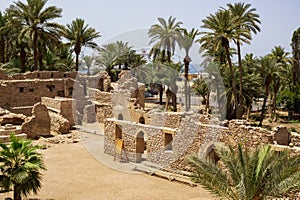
top-left (87, 66), bottom-right (91, 75)
top-left (38, 51), bottom-right (44, 71)
top-left (159, 85), bottom-right (163, 105)
top-left (224, 42), bottom-right (238, 118)
top-left (268, 93), bottom-right (273, 116)
top-left (237, 41), bottom-right (244, 119)
top-left (259, 84), bottom-right (270, 127)
top-left (246, 105), bottom-right (251, 121)
top-left (14, 184), bottom-right (22, 200)
top-left (205, 91), bottom-right (210, 113)
top-left (20, 45), bottom-right (26, 73)
top-left (75, 53), bottom-right (79, 71)
top-left (33, 32), bottom-right (38, 71)
top-left (0, 36), bottom-right (4, 63)
top-left (184, 57), bottom-right (189, 112)
top-left (272, 91), bottom-right (277, 121)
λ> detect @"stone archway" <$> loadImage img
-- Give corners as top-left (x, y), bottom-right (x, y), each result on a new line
top-left (118, 113), bottom-right (123, 120)
top-left (115, 114), bottom-right (123, 139)
top-left (136, 130), bottom-right (147, 163)
top-left (205, 143), bottom-right (220, 164)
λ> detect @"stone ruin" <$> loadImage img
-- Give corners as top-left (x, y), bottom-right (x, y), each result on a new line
top-left (0, 69), bottom-right (114, 141)
top-left (102, 70), bottom-right (300, 172)
top-left (104, 111), bottom-right (300, 170)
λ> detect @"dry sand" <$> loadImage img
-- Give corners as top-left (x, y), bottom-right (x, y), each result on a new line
top-left (0, 140), bottom-right (215, 200)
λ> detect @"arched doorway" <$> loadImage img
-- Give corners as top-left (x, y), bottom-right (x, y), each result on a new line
top-left (118, 113), bottom-right (123, 120)
top-left (115, 114), bottom-right (123, 139)
top-left (206, 144), bottom-right (220, 164)
top-left (136, 131), bottom-right (147, 163)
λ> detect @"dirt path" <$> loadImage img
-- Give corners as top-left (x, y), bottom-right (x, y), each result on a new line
top-left (1, 142), bottom-right (215, 200)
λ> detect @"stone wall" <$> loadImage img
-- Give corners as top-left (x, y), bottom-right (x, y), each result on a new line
top-left (148, 112), bottom-right (183, 128)
top-left (95, 104), bottom-right (113, 123)
top-left (41, 97), bottom-right (75, 126)
top-left (104, 118), bottom-right (177, 163)
top-left (48, 111), bottom-right (70, 134)
top-left (0, 79), bottom-right (67, 108)
top-left (88, 88), bottom-right (112, 104)
top-left (0, 70), bottom-right (111, 117)
top-left (290, 132), bottom-right (300, 147)
top-left (22, 103), bottom-right (51, 138)
top-left (104, 110), bottom-right (300, 171)
top-left (219, 120), bottom-right (273, 149)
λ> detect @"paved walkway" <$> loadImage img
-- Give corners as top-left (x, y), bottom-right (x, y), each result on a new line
top-left (76, 122), bottom-right (137, 173)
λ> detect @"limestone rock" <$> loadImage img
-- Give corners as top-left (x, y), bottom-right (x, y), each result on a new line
top-left (83, 104), bottom-right (96, 123)
top-left (273, 126), bottom-right (290, 146)
top-left (49, 112), bottom-right (70, 134)
top-left (22, 103), bottom-right (51, 138)
top-left (0, 108), bottom-right (26, 125)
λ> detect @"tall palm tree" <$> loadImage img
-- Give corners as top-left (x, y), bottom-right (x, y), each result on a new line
top-left (257, 55), bottom-right (278, 126)
top-left (97, 41), bottom-right (134, 81)
top-left (83, 55), bottom-right (94, 75)
top-left (200, 9), bottom-right (239, 119)
top-left (188, 144), bottom-right (300, 200)
top-left (148, 16), bottom-right (182, 105)
top-left (0, 11), bottom-right (7, 64)
top-left (178, 28), bottom-right (199, 111)
top-left (64, 18), bottom-right (100, 71)
top-left (148, 16), bottom-right (182, 62)
top-left (1, 12), bottom-right (30, 72)
top-left (226, 2), bottom-right (261, 118)
top-left (269, 46), bottom-right (290, 119)
top-left (242, 53), bottom-right (261, 120)
top-left (7, 0), bottom-right (64, 71)
top-left (0, 133), bottom-right (46, 200)
top-left (291, 27), bottom-right (300, 86)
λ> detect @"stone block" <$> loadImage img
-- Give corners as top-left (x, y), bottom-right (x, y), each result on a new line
top-left (83, 104), bottom-right (96, 123)
top-left (22, 103), bottom-right (51, 138)
top-left (273, 126), bottom-right (290, 146)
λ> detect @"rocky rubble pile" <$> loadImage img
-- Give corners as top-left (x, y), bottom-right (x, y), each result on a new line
top-left (35, 132), bottom-right (80, 149)
top-left (0, 107), bottom-right (26, 125)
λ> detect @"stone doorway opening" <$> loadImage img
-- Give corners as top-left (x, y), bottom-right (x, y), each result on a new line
top-left (136, 131), bottom-right (147, 163)
top-left (138, 116), bottom-right (145, 124)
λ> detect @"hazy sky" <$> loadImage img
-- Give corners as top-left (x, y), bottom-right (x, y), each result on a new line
top-left (1, 0), bottom-right (300, 64)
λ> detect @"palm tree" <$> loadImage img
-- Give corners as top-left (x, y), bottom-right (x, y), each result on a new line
top-left (269, 46), bottom-right (290, 120)
top-left (242, 53), bottom-right (261, 120)
top-left (188, 144), bottom-right (300, 200)
top-left (0, 133), bottom-right (46, 200)
top-left (97, 41), bottom-right (136, 81)
top-left (148, 16), bottom-right (182, 105)
top-left (291, 27), bottom-right (300, 85)
top-left (0, 11), bottom-right (7, 64)
top-left (178, 28), bottom-right (199, 111)
top-left (257, 55), bottom-right (278, 126)
top-left (148, 16), bottom-right (182, 62)
top-left (83, 55), bottom-right (94, 75)
top-left (200, 9), bottom-right (239, 119)
top-left (7, 0), bottom-right (64, 71)
top-left (192, 77), bottom-right (209, 107)
top-left (1, 10), bottom-right (30, 72)
top-left (226, 2), bottom-right (261, 118)
top-left (64, 18), bottom-right (100, 71)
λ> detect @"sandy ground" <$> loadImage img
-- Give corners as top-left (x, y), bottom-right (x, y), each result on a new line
top-left (0, 140), bottom-right (215, 200)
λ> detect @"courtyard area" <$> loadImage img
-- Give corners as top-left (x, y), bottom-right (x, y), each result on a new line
top-left (0, 130), bottom-right (215, 200)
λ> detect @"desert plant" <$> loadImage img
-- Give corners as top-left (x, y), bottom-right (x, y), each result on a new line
top-left (0, 133), bottom-right (46, 200)
top-left (188, 144), bottom-right (300, 200)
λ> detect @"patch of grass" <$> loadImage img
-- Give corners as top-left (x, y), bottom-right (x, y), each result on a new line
top-left (288, 120), bottom-right (300, 124)
top-left (289, 127), bottom-right (298, 133)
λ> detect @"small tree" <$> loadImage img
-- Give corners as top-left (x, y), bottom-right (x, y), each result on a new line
top-left (188, 144), bottom-right (300, 200)
top-left (0, 133), bottom-right (46, 200)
